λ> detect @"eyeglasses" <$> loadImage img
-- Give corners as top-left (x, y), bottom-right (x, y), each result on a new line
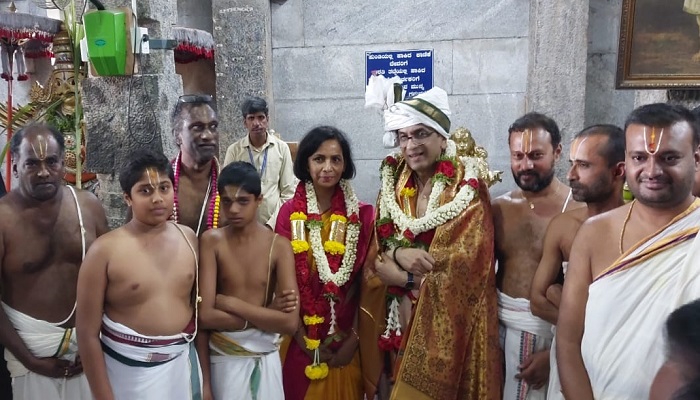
top-left (178, 94), bottom-right (214, 104)
top-left (398, 130), bottom-right (435, 146)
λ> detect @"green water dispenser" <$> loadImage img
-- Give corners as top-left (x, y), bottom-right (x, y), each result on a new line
top-left (83, 10), bottom-right (127, 76)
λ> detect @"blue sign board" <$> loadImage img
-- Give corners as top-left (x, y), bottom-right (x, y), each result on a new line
top-left (365, 49), bottom-right (434, 100)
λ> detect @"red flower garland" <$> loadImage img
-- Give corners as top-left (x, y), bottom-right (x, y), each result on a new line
top-left (292, 182), bottom-right (361, 347)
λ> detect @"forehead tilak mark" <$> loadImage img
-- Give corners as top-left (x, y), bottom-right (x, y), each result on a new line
top-left (519, 129), bottom-right (533, 154)
top-left (145, 167), bottom-right (162, 188)
top-left (570, 137), bottom-right (589, 161)
top-left (643, 126), bottom-right (664, 155)
top-left (29, 135), bottom-right (48, 160)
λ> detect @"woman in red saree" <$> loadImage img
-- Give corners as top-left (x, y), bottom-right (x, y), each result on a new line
top-left (275, 126), bottom-right (376, 400)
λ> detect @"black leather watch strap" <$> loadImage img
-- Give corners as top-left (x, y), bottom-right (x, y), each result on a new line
top-left (405, 271), bottom-right (415, 290)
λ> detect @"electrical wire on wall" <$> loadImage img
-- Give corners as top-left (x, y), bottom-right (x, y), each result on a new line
top-left (125, 12), bottom-right (159, 145)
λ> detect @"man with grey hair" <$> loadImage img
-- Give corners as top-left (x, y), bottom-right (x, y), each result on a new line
top-left (368, 87), bottom-right (502, 399)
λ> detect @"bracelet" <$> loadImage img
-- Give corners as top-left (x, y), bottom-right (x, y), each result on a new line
top-left (392, 246), bottom-right (405, 270)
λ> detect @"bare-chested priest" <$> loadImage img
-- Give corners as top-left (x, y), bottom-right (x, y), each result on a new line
top-left (492, 112), bottom-right (582, 400)
top-left (529, 124), bottom-right (626, 399)
top-left (558, 104), bottom-right (700, 399)
top-left (77, 149), bottom-right (202, 400)
top-left (0, 123), bottom-right (109, 399)
top-left (171, 94), bottom-right (222, 234)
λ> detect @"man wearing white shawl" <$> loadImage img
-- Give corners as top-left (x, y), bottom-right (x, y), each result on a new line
top-left (0, 124), bottom-right (109, 400)
top-left (369, 87), bottom-right (503, 399)
top-left (558, 103), bottom-right (700, 399)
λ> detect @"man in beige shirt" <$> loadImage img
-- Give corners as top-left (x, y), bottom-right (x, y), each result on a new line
top-left (224, 96), bottom-right (295, 228)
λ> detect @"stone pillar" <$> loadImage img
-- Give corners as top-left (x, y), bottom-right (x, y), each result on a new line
top-left (82, 0), bottom-right (183, 228)
top-left (527, 0), bottom-right (589, 177)
top-left (211, 0), bottom-right (274, 152)
top-left (178, 0), bottom-right (214, 32)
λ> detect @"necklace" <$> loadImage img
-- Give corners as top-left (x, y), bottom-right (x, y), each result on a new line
top-left (523, 194), bottom-right (536, 210)
top-left (521, 184), bottom-right (566, 211)
top-left (171, 152), bottom-right (221, 234)
top-left (619, 200), bottom-right (635, 254)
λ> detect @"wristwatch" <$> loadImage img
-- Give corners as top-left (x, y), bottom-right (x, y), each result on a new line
top-left (405, 272), bottom-right (415, 290)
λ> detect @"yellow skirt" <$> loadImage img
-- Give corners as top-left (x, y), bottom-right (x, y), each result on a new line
top-left (280, 335), bottom-right (363, 400)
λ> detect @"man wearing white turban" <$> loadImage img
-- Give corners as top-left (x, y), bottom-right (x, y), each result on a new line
top-left (382, 87), bottom-right (452, 147)
top-left (362, 87), bottom-right (503, 399)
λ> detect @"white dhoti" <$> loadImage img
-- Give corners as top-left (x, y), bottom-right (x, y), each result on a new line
top-left (498, 292), bottom-right (553, 400)
top-left (546, 327), bottom-right (564, 400)
top-left (2, 302), bottom-right (92, 400)
top-left (101, 314), bottom-right (201, 400)
top-left (581, 203), bottom-right (700, 399)
top-left (209, 329), bottom-right (283, 400)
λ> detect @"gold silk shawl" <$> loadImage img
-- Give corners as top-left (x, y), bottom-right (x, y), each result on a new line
top-left (388, 160), bottom-right (503, 400)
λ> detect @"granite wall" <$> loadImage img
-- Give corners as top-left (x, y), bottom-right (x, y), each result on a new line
top-left (0, 0), bottom-right (674, 218)
top-left (585, 0), bottom-right (636, 128)
top-left (268, 0), bottom-right (665, 204)
top-left (270, 0), bottom-right (530, 203)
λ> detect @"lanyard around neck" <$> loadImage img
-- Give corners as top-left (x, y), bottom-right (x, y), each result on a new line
top-left (247, 145), bottom-right (269, 178)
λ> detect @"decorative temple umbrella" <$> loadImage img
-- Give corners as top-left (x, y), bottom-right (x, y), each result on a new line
top-left (173, 27), bottom-right (215, 64)
top-left (0, 7), bottom-right (61, 191)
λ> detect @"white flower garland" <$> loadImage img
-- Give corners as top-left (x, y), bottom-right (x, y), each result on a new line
top-left (381, 296), bottom-right (402, 338)
top-left (378, 140), bottom-right (481, 235)
top-left (305, 180), bottom-right (361, 287)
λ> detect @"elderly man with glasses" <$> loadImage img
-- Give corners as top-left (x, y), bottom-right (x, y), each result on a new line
top-left (365, 87), bottom-right (503, 400)
top-left (169, 93), bottom-right (222, 235)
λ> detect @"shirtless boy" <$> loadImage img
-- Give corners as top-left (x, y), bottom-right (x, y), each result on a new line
top-left (76, 149), bottom-right (201, 400)
top-left (198, 161), bottom-right (298, 400)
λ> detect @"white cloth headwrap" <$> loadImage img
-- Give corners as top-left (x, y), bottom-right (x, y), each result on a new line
top-left (382, 87), bottom-right (452, 148)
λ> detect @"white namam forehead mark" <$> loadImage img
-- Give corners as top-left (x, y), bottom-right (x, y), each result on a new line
top-left (518, 129), bottom-right (533, 154)
top-left (29, 134), bottom-right (49, 160)
top-left (569, 137), bottom-right (589, 161)
top-left (144, 167), bottom-right (162, 188)
top-left (643, 126), bottom-right (665, 155)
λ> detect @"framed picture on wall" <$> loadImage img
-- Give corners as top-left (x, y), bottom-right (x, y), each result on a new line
top-left (617, 0), bottom-right (700, 89)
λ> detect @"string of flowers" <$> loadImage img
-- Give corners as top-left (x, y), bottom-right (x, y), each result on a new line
top-left (171, 152), bottom-right (220, 229)
top-left (376, 139), bottom-right (482, 351)
top-left (378, 141), bottom-right (480, 241)
top-left (290, 180), bottom-right (361, 380)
